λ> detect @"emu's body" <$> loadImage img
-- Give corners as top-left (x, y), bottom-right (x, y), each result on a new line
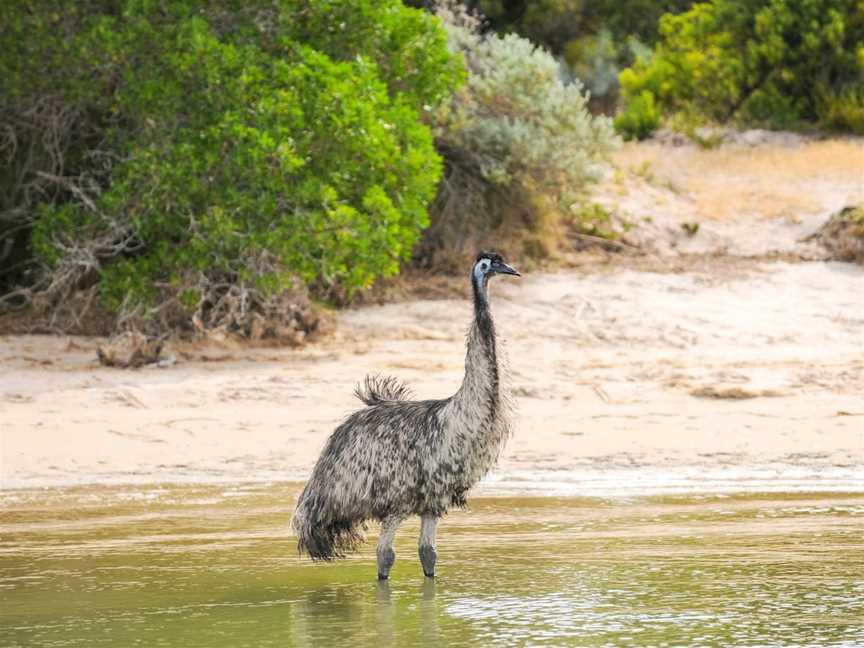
top-left (292, 253), bottom-right (517, 578)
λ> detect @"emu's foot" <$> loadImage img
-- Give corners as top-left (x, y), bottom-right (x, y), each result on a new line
top-left (377, 547), bottom-right (396, 580)
top-left (419, 545), bottom-right (437, 578)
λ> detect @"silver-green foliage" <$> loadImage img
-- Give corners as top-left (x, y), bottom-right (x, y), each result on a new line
top-left (438, 7), bottom-right (615, 188)
top-left (426, 3), bottom-right (617, 257)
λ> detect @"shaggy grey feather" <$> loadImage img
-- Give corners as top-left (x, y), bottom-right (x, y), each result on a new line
top-left (354, 374), bottom-right (414, 406)
top-left (291, 252), bottom-right (519, 575)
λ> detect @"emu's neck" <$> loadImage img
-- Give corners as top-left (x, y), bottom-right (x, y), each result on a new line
top-left (451, 273), bottom-right (499, 424)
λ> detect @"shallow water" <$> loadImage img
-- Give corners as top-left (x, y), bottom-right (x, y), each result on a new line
top-left (2, 484), bottom-right (863, 647)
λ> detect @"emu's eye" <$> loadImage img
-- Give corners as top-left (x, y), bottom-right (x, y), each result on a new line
top-left (481, 261), bottom-right (489, 270)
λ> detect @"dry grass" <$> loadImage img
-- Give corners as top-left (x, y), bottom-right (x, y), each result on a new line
top-left (613, 139), bottom-right (864, 222)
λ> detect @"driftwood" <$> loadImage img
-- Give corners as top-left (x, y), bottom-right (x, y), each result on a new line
top-left (568, 231), bottom-right (638, 253)
top-left (97, 332), bottom-right (166, 368)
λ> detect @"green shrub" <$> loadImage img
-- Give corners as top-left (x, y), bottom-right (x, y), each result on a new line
top-left (458, 0), bottom-right (695, 53)
top-left (0, 1), bottom-right (462, 333)
top-left (427, 0), bottom-right (695, 108)
top-left (616, 0), bottom-right (864, 137)
top-left (421, 3), bottom-right (616, 265)
top-left (817, 86), bottom-right (864, 134)
top-left (614, 90), bottom-right (662, 140)
top-left (563, 29), bottom-right (621, 112)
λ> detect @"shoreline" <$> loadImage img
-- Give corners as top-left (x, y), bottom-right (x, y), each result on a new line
top-left (2, 464), bottom-right (863, 497)
top-left (3, 260), bottom-right (862, 497)
top-left (3, 137), bottom-right (863, 499)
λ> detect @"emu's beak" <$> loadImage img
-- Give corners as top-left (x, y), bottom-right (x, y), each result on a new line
top-left (494, 261), bottom-right (521, 277)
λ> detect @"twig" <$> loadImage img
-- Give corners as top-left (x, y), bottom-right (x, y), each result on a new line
top-left (568, 231), bottom-right (637, 252)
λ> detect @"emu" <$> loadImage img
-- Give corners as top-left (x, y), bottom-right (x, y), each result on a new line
top-left (291, 252), bottom-right (520, 579)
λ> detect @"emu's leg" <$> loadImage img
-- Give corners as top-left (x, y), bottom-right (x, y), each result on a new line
top-left (377, 516), bottom-right (402, 580)
top-left (418, 515), bottom-right (439, 578)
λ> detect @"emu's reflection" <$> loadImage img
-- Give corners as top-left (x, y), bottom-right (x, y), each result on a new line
top-left (375, 579), bottom-right (395, 645)
top-left (420, 578), bottom-right (439, 646)
top-left (287, 576), bottom-right (441, 645)
top-left (373, 577), bottom-right (440, 646)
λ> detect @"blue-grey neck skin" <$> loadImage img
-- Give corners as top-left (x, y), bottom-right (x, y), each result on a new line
top-left (470, 262), bottom-right (496, 352)
top-left (471, 265), bottom-right (491, 323)
top-left (454, 262), bottom-right (499, 419)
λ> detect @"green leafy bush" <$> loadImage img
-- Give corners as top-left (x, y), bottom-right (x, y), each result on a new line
top-left (423, 0), bottom-right (695, 108)
top-left (563, 29), bottom-right (621, 112)
top-left (614, 90), bottom-right (662, 140)
top-left (0, 1), bottom-right (462, 334)
top-left (420, 3), bottom-right (616, 265)
top-left (616, 0), bottom-right (864, 138)
top-left (817, 86), bottom-right (864, 134)
top-left (457, 0), bottom-right (695, 53)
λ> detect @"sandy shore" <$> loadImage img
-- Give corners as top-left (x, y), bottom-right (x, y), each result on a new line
top-left (2, 138), bottom-right (863, 494)
top-left (2, 260), bottom-right (862, 493)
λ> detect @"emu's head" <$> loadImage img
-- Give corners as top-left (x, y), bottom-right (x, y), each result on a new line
top-left (473, 251), bottom-right (520, 284)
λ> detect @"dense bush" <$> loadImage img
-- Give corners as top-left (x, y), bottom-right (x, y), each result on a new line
top-left (0, 1), bottom-right (462, 334)
top-left (563, 29), bottom-right (620, 112)
top-left (817, 86), bottom-right (864, 134)
top-left (616, 0), bottom-right (864, 139)
top-left (419, 0), bottom-right (695, 110)
top-left (455, 0), bottom-right (694, 53)
top-left (419, 3), bottom-right (616, 265)
top-left (613, 90), bottom-right (661, 141)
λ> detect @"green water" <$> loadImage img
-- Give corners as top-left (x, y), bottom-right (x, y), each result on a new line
top-left (2, 484), bottom-right (863, 647)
